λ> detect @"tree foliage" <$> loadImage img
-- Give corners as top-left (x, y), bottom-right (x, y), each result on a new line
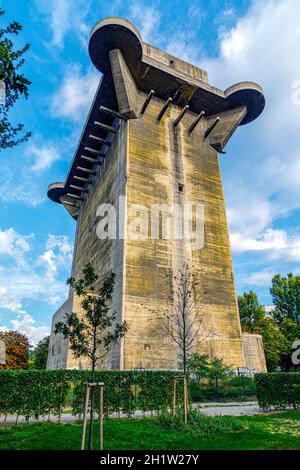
top-left (186, 353), bottom-right (210, 384)
top-left (207, 358), bottom-right (233, 389)
top-left (0, 330), bottom-right (31, 370)
top-left (270, 273), bottom-right (300, 325)
top-left (55, 264), bottom-right (127, 376)
top-left (253, 317), bottom-right (288, 372)
top-left (269, 273), bottom-right (300, 370)
top-left (0, 9), bottom-right (31, 150)
top-left (31, 336), bottom-right (49, 370)
top-left (238, 290), bottom-right (265, 330)
top-left (238, 281), bottom-right (300, 371)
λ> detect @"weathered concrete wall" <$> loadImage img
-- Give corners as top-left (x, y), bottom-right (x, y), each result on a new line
top-left (47, 295), bottom-right (91, 370)
top-left (242, 333), bottom-right (267, 372)
top-left (72, 119), bottom-right (128, 370)
top-left (47, 298), bottom-right (71, 369)
top-left (122, 89), bottom-right (246, 370)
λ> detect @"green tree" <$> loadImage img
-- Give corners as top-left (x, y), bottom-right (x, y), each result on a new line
top-left (238, 291), bottom-right (265, 331)
top-left (269, 274), bottom-right (300, 370)
top-left (238, 290), bottom-right (288, 371)
top-left (0, 330), bottom-right (31, 369)
top-left (186, 353), bottom-right (210, 385)
top-left (275, 318), bottom-right (300, 371)
top-left (207, 357), bottom-right (233, 401)
top-left (0, 9), bottom-right (31, 150)
top-left (31, 336), bottom-right (49, 369)
top-left (238, 285), bottom-right (300, 371)
top-left (252, 317), bottom-right (288, 371)
top-left (270, 273), bottom-right (300, 325)
top-left (54, 263), bottom-right (127, 450)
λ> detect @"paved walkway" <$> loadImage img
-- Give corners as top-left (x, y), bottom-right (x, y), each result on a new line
top-left (0, 402), bottom-right (261, 424)
top-left (195, 402), bottom-right (260, 416)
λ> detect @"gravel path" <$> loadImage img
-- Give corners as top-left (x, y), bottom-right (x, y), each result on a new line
top-left (195, 403), bottom-right (260, 416)
top-left (0, 402), bottom-right (261, 424)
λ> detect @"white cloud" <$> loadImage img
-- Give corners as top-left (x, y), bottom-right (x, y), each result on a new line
top-left (231, 229), bottom-right (287, 253)
top-left (231, 228), bottom-right (300, 262)
top-left (49, 0), bottom-right (71, 48)
top-left (34, 0), bottom-right (92, 49)
top-left (241, 269), bottom-right (275, 286)
top-left (0, 135), bottom-right (63, 207)
top-left (130, 3), bottom-right (161, 43)
top-left (0, 231), bottom-right (73, 345)
top-left (0, 228), bottom-right (33, 267)
top-left (27, 143), bottom-right (60, 172)
top-left (0, 231), bottom-right (73, 313)
top-left (0, 167), bottom-right (45, 207)
top-left (0, 311), bottom-right (50, 346)
top-left (11, 312), bottom-right (49, 346)
top-left (38, 234), bottom-right (73, 283)
top-left (51, 64), bottom-right (99, 121)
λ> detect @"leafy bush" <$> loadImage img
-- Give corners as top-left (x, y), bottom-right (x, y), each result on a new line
top-left (255, 372), bottom-right (300, 410)
top-left (0, 370), bottom-right (183, 419)
top-left (157, 408), bottom-right (243, 435)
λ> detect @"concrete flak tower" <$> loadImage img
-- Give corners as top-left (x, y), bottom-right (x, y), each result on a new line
top-left (47, 17), bottom-right (267, 372)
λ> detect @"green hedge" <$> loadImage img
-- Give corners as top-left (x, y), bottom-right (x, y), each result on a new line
top-left (189, 376), bottom-right (256, 402)
top-left (0, 370), bottom-right (183, 419)
top-left (255, 373), bottom-right (300, 410)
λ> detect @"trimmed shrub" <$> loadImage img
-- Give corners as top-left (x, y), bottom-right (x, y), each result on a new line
top-left (0, 370), bottom-right (183, 419)
top-left (255, 372), bottom-right (300, 410)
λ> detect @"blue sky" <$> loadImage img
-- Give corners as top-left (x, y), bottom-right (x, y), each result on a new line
top-left (0, 0), bottom-right (300, 344)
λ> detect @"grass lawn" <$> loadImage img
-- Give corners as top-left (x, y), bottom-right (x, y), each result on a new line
top-left (0, 411), bottom-right (300, 450)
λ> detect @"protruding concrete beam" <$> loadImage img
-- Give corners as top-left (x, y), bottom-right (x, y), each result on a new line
top-left (85, 146), bottom-right (105, 156)
top-left (109, 48), bottom-right (138, 119)
top-left (100, 105), bottom-right (126, 120)
top-left (94, 121), bottom-right (118, 133)
top-left (204, 117), bottom-right (220, 138)
top-left (208, 106), bottom-right (247, 153)
top-left (70, 184), bottom-right (88, 193)
top-left (77, 166), bottom-right (97, 175)
top-left (88, 136), bottom-right (111, 146)
top-left (66, 193), bottom-right (84, 200)
top-left (189, 111), bottom-right (205, 134)
top-left (62, 201), bottom-right (79, 208)
top-left (140, 89), bottom-right (154, 115)
top-left (74, 175), bottom-right (90, 183)
top-left (157, 97), bottom-right (172, 122)
top-left (173, 105), bottom-right (189, 128)
top-left (81, 155), bottom-right (103, 165)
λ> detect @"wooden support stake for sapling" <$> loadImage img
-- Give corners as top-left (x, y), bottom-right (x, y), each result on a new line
top-left (81, 382), bottom-right (104, 451)
top-left (184, 376), bottom-right (188, 424)
top-left (173, 375), bottom-right (188, 423)
top-left (100, 384), bottom-right (104, 451)
top-left (81, 383), bottom-right (90, 451)
top-left (173, 377), bottom-right (177, 416)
